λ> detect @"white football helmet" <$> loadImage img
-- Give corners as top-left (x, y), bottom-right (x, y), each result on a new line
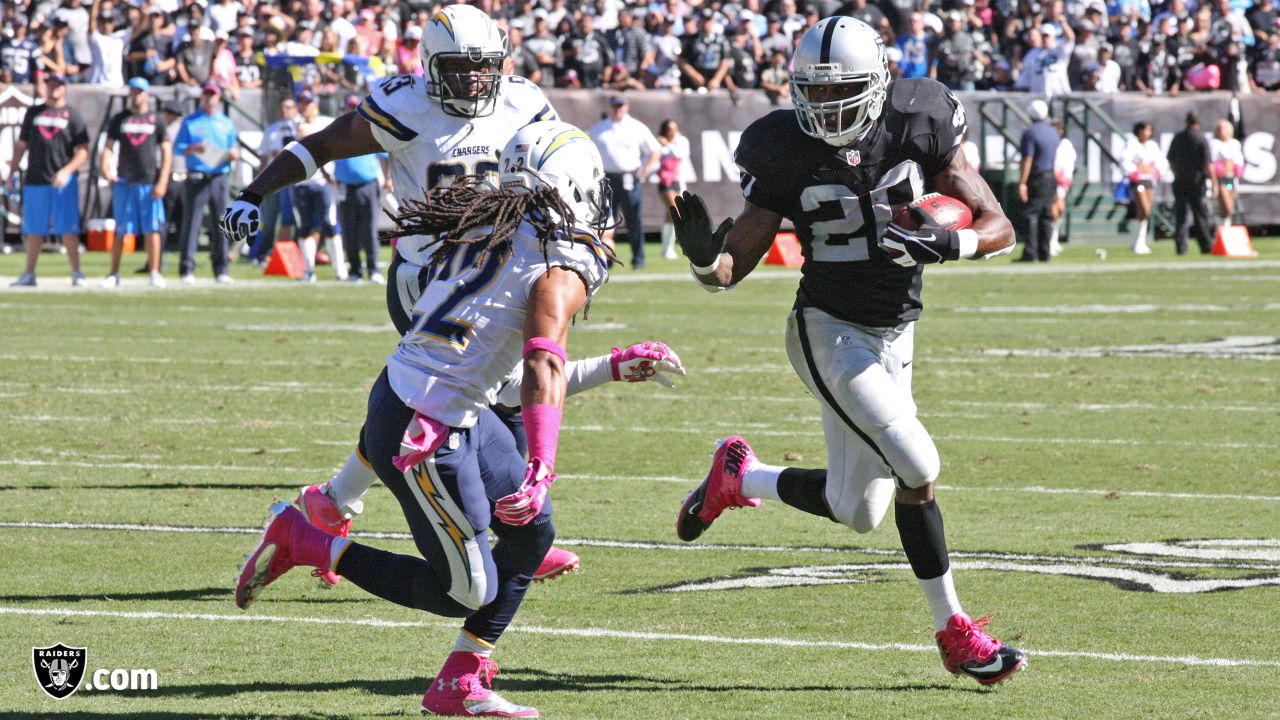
top-left (790, 17), bottom-right (890, 147)
top-left (500, 121), bottom-right (610, 228)
top-left (422, 4), bottom-right (506, 117)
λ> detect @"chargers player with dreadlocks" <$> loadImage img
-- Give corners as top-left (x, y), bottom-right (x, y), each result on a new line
top-left (235, 120), bottom-right (614, 717)
top-left (220, 5), bottom-right (684, 588)
top-left (671, 17), bottom-right (1026, 686)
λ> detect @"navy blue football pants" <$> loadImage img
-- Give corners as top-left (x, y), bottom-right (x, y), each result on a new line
top-left (337, 368), bottom-right (553, 643)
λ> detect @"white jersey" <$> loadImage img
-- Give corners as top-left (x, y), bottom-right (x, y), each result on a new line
top-left (357, 73), bottom-right (558, 265)
top-left (386, 221), bottom-right (609, 428)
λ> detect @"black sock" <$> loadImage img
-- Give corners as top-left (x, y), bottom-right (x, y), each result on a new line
top-left (895, 499), bottom-right (950, 580)
top-left (336, 542), bottom-right (471, 617)
top-left (777, 468), bottom-right (836, 521)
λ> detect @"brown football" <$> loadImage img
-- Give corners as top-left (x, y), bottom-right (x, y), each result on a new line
top-left (892, 193), bottom-right (973, 231)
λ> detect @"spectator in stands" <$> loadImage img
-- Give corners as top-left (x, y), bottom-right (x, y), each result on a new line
top-left (679, 9), bottom-right (733, 92)
top-left (1095, 44), bottom-right (1122, 91)
top-left (173, 82), bottom-right (239, 285)
top-left (233, 27), bottom-right (261, 90)
top-left (333, 95), bottom-right (386, 284)
top-left (209, 31), bottom-right (239, 98)
top-left (395, 25), bottom-right (423, 76)
top-left (126, 7), bottom-right (175, 86)
top-left (1210, 119), bottom-right (1245, 227)
top-left (897, 11), bottom-right (932, 78)
top-left (1136, 33), bottom-right (1181, 94)
top-left (8, 73), bottom-right (89, 287)
top-left (176, 25), bottom-right (216, 87)
top-left (87, 0), bottom-right (129, 87)
top-left (570, 13), bottom-right (614, 89)
top-left (101, 77), bottom-right (170, 288)
top-left (1015, 99), bottom-right (1059, 263)
top-left (354, 7), bottom-right (383, 57)
top-left (1121, 120), bottom-right (1169, 255)
top-left (508, 24), bottom-right (542, 83)
top-left (760, 14), bottom-right (792, 59)
top-left (609, 8), bottom-right (652, 78)
top-left (40, 20), bottom-right (73, 80)
top-left (525, 15), bottom-right (559, 87)
top-left (1166, 112), bottom-right (1216, 254)
top-left (655, 118), bottom-right (689, 260)
top-left (759, 48), bottom-right (791, 103)
top-left (843, 0), bottom-right (886, 31)
top-left (1253, 30), bottom-right (1280, 89)
top-left (0, 18), bottom-right (45, 90)
top-left (728, 28), bottom-right (758, 93)
top-left (648, 14), bottom-right (683, 90)
top-left (208, 0), bottom-right (242, 36)
top-left (56, 0), bottom-right (93, 81)
top-left (1068, 19), bottom-right (1100, 88)
top-left (589, 95), bottom-right (660, 269)
top-left (933, 10), bottom-right (980, 90)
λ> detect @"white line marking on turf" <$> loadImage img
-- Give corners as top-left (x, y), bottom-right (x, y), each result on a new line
top-left (0, 606), bottom-right (1274, 669)
top-left (3, 521), bottom-right (1277, 571)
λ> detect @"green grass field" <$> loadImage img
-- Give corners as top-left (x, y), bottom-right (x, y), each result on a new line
top-left (2, 239), bottom-right (1278, 719)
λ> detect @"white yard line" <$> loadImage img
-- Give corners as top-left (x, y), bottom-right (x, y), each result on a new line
top-left (0, 605), bottom-right (1274, 669)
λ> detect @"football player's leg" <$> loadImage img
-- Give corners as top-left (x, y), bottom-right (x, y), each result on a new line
top-left (333, 369), bottom-right (497, 617)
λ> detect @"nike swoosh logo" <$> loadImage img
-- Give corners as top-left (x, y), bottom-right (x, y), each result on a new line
top-left (910, 232), bottom-right (936, 242)
top-left (969, 656), bottom-right (1009, 674)
top-left (902, 361), bottom-right (912, 368)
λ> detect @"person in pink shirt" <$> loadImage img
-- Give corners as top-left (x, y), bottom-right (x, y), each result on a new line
top-left (354, 8), bottom-right (383, 57)
top-left (396, 24), bottom-right (423, 75)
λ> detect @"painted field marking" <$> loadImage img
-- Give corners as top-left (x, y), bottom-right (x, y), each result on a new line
top-left (2, 521), bottom-right (1277, 572)
top-left (0, 606), bottom-right (1275, 670)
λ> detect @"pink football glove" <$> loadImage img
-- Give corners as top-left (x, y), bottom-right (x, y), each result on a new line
top-left (495, 458), bottom-right (556, 526)
top-left (610, 341), bottom-right (687, 387)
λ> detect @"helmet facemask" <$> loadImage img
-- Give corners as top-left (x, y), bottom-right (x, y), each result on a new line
top-left (791, 68), bottom-right (886, 146)
top-left (428, 51), bottom-right (503, 118)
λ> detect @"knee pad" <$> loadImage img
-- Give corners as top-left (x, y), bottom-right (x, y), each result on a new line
top-left (878, 415), bottom-right (939, 489)
top-left (829, 476), bottom-right (896, 534)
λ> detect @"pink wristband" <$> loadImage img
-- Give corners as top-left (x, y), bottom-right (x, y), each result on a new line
top-left (522, 403), bottom-right (563, 469)
top-left (523, 337), bottom-right (567, 363)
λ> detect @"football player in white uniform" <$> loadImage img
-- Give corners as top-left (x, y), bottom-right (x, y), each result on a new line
top-left (670, 18), bottom-right (1026, 686)
top-left (235, 120), bottom-right (616, 717)
top-left (220, 4), bottom-right (683, 589)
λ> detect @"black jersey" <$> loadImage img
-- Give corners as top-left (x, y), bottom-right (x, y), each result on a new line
top-left (735, 77), bottom-right (966, 328)
top-left (19, 104), bottom-right (90, 186)
top-left (106, 110), bottom-right (167, 184)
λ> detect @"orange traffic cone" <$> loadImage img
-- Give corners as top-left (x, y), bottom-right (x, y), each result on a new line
top-left (1211, 225), bottom-right (1258, 258)
top-left (264, 240), bottom-right (307, 278)
top-left (764, 232), bottom-right (804, 268)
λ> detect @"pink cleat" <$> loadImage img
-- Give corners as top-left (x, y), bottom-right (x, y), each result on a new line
top-left (235, 502), bottom-right (334, 610)
top-left (422, 652), bottom-right (538, 717)
top-left (531, 545), bottom-right (580, 583)
top-left (675, 436), bottom-right (761, 542)
top-left (295, 483), bottom-right (360, 587)
top-left (935, 612), bottom-right (1027, 686)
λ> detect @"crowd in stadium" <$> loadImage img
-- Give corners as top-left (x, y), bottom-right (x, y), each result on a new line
top-left (1, 0), bottom-right (1278, 98)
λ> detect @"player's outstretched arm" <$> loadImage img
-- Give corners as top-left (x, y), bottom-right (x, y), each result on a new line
top-left (671, 191), bottom-right (781, 290)
top-left (495, 267), bottom-right (589, 526)
top-left (220, 112), bottom-right (383, 245)
top-left (931, 148), bottom-right (1015, 259)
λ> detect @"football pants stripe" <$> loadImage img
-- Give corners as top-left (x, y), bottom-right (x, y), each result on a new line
top-left (404, 457), bottom-right (487, 609)
top-left (793, 308), bottom-right (905, 488)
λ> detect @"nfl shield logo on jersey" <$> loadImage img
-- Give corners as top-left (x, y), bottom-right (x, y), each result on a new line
top-left (843, 149), bottom-right (861, 166)
top-left (33, 643), bottom-right (87, 699)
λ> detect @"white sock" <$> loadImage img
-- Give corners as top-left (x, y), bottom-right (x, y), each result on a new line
top-left (1134, 219), bottom-right (1149, 248)
top-left (328, 536), bottom-right (351, 573)
top-left (741, 461), bottom-right (784, 501)
top-left (326, 237), bottom-right (348, 280)
top-left (326, 449), bottom-right (376, 513)
top-left (919, 569), bottom-right (964, 631)
top-left (660, 223), bottom-right (676, 255)
top-left (299, 237), bottom-right (317, 272)
top-left (452, 630), bottom-right (494, 657)
top-left (1049, 219), bottom-right (1061, 247)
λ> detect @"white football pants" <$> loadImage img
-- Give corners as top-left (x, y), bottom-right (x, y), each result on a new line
top-left (785, 306), bottom-right (941, 533)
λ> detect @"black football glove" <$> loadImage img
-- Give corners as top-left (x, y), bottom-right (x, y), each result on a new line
top-left (670, 191), bottom-right (733, 270)
top-left (879, 222), bottom-right (961, 268)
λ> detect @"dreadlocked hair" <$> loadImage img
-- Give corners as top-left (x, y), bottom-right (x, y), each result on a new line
top-left (379, 176), bottom-right (581, 268)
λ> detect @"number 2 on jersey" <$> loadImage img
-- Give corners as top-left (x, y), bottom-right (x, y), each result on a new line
top-left (411, 243), bottom-right (507, 349)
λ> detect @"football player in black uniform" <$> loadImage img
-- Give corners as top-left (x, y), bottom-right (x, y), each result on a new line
top-left (671, 17), bottom-right (1026, 686)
